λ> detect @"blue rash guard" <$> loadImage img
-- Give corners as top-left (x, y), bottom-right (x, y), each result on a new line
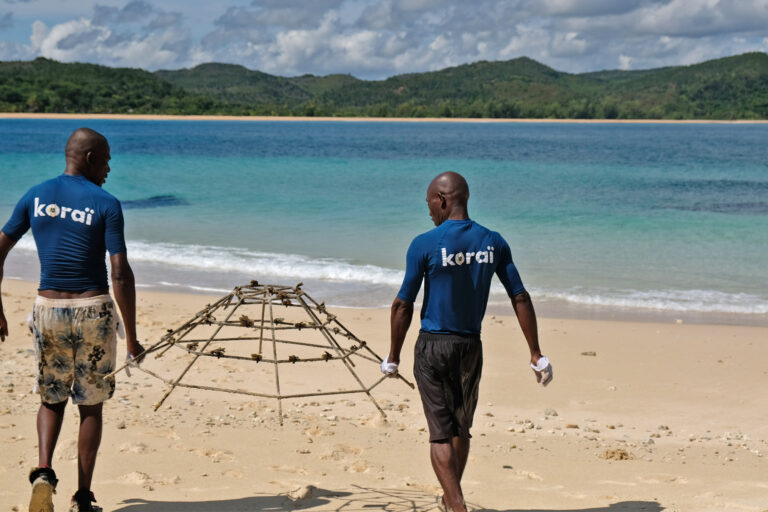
top-left (2, 174), bottom-right (127, 292)
top-left (397, 219), bottom-right (526, 335)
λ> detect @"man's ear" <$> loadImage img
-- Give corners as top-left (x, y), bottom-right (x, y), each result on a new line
top-left (439, 193), bottom-right (447, 208)
top-left (84, 151), bottom-right (95, 166)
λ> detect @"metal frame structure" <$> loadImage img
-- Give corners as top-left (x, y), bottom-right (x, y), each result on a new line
top-left (110, 281), bottom-right (413, 424)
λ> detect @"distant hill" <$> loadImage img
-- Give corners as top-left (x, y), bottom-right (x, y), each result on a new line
top-left (0, 58), bottom-right (219, 114)
top-left (1, 53), bottom-right (767, 119)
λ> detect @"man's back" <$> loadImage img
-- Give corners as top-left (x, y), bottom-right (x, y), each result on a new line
top-left (397, 219), bottom-right (525, 335)
top-left (2, 173), bottom-right (125, 291)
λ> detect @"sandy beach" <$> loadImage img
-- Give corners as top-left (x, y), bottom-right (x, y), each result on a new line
top-left (1, 278), bottom-right (766, 511)
top-left (2, 113), bottom-right (768, 124)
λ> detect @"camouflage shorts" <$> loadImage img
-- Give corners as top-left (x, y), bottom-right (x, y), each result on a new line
top-left (32, 295), bottom-right (117, 405)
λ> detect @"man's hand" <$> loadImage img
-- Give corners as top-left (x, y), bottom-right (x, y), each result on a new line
top-left (530, 355), bottom-right (553, 387)
top-left (127, 340), bottom-right (146, 365)
top-left (381, 355), bottom-right (399, 377)
top-left (0, 311), bottom-right (7, 342)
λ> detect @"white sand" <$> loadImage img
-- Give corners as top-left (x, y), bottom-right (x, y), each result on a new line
top-left (1, 278), bottom-right (767, 511)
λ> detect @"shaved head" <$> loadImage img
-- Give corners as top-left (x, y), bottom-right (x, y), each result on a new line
top-left (64, 127), bottom-right (111, 186)
top-left (426, 171), bottom-right (470, 225)
top-left (428, 171), bottom-right (470, 207)
top-left (65, 127), bottom-right (108, 158)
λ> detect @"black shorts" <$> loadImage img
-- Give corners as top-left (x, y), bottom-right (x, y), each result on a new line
top-left (413, 332), bottom-right (483, 442)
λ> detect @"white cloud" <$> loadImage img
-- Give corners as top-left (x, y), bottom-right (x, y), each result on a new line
top-left (0, 0), bottom-right (767, 77)
top-left (550, 31), bottom-right (588, 57)
top-left (619, 54), bottom-right (631, 69)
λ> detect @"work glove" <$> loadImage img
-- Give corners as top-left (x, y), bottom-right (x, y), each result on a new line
top-left (530, 356), bottom-right (553, 387)
top-left (380, 355), bottom-right (399, 377)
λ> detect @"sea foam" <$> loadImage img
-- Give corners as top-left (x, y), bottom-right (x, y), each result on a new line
top-left (12, 238), bottom-right (767, 316)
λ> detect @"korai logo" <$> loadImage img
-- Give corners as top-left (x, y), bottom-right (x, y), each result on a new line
top-left (34, 197), bottom-right (94, 226)
top-left (442, 246), bottom-right (494, 267)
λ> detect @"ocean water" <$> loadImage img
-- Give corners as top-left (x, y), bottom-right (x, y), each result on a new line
top-left (1, 119), bottom-right (767, 324)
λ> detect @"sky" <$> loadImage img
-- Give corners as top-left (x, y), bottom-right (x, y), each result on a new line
top-left (0, 0), bottom-right (767, 79)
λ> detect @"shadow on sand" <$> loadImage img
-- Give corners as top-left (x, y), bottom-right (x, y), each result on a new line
top-left (113, 485), bottom-right (664, 512)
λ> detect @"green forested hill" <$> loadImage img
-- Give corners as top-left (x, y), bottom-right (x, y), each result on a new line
top-left (155, 63), bottom-right (313, 107)
top-left (1, 53), bottom-right (767, 119)
top-left (0, 58), bottom-right (220, 114)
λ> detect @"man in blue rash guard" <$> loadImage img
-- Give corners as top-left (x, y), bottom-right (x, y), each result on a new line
top-left (0, 128), bottom-right (145, 512)
top-left (382, 171), bottom-right (553, 512)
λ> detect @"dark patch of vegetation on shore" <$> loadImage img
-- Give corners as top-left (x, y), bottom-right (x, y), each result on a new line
top-left (2, 53), bottom-right (767, 119)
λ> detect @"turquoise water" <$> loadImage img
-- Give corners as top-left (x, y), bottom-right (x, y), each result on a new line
top-left (1, 119), bottom-right (767, 322)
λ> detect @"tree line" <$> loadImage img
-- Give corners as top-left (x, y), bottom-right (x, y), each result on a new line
top-left (1, 53), bottom-right (767, 119)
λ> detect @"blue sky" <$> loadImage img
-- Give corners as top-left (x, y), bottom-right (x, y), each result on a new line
top-left (0, 0), bottom-right (767, 79)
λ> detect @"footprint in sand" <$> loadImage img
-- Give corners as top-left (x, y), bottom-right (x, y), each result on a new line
top-left (120, 471), bottom-right (152, 487)
top-left (639, 473), bottom-right (688, 484)
top-left (320, 443), bottom-right (362, 461)
top-left (120, 471), bottom-right (181, 491)
top-left (304, 425), bottom-right (334, 437)
top-left (502, 468), bottom-right (544, 481)
top-left (269, 464), bottom-right (309, 475)
top-left (358, 413), bottom-right (388, 427)
top-left (344, 460), bottom-right (370, 473)
top-left (118, 442), bottom-right (152, 454)
top-left (55, 439), bottom-right (78, 461)
top-left (192, 447), bottom-right (234, 462)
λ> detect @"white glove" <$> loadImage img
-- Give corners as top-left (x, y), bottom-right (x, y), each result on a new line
top-left (380, 355), bottom-right (399, 377)
top-left (124, 352), bottom-right (140, 377)
top-left (530, 356), bottom-right (553, 387)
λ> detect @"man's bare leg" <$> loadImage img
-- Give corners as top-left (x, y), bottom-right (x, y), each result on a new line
top-left (77, 403), bottom-right (103, 492)
top-left (37, 401), bottom-right (66, 466)
top-left (430, 440), bottom-right (468, 512)
top-left (452, 436), bottom-right (470, 479)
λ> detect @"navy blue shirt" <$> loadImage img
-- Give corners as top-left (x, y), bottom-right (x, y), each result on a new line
top-left (2, 174), bottom-right (127, 291)
top-left (397, 219), bottom-right (525, 335)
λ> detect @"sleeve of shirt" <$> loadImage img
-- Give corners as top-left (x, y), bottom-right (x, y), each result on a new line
top-left (396, 237), bottom-right (427, 303)
top-left (495, 236), bottom-right (526, 298)
top-left (1, 190), bottom-right (32, 242)
top-left (104, 199), bottom-right (127, 256)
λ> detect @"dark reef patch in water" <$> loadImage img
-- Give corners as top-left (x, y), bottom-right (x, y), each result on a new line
top-left (122, 195), bottom-right (188, 209)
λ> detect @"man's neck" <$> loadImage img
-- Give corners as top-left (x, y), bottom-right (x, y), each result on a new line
top-left (446, 208), bottom-right (469, 221)
top-left (63, 166), bottom-right (84, 177)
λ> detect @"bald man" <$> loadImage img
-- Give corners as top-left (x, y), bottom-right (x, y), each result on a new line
top-left (0, 128), bottom-right (144, 512)
top-left (384, 172), bottom-right (553, 512)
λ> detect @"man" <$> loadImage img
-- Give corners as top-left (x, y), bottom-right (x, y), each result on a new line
top-left (382, 171), bottom-right (553, 512)
top-left (0, 128), bottom-right (144, 512)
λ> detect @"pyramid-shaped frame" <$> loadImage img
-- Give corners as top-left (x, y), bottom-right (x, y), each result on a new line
top-left (117, 281), bottom-right (413, 423)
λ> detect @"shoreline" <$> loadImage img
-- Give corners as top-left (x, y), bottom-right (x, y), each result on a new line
top-left (2, 112), bottom-right (768, 124)
top-left (7, 274), bottom-right (768, 329)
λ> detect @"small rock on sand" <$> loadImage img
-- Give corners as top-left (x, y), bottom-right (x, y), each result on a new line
top-left (600, 448), bottom-right (635, 460)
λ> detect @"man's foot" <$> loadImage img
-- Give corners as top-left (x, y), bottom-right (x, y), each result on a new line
top-left (28, 467), bottom-right (58, 512)
top-left (68, 491), bottom-right (102, 512)
top-left (437, 495), bottom-right (449, 512)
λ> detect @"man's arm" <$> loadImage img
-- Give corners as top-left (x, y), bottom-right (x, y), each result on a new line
top-left (110, 253), bottom-right (144, 361)
top-left (389, 297), bottom-right (414, 364)
top-left (0, 232), bottom-right (17, 342)
top-left (511, 291), bottom-right (542, 365)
